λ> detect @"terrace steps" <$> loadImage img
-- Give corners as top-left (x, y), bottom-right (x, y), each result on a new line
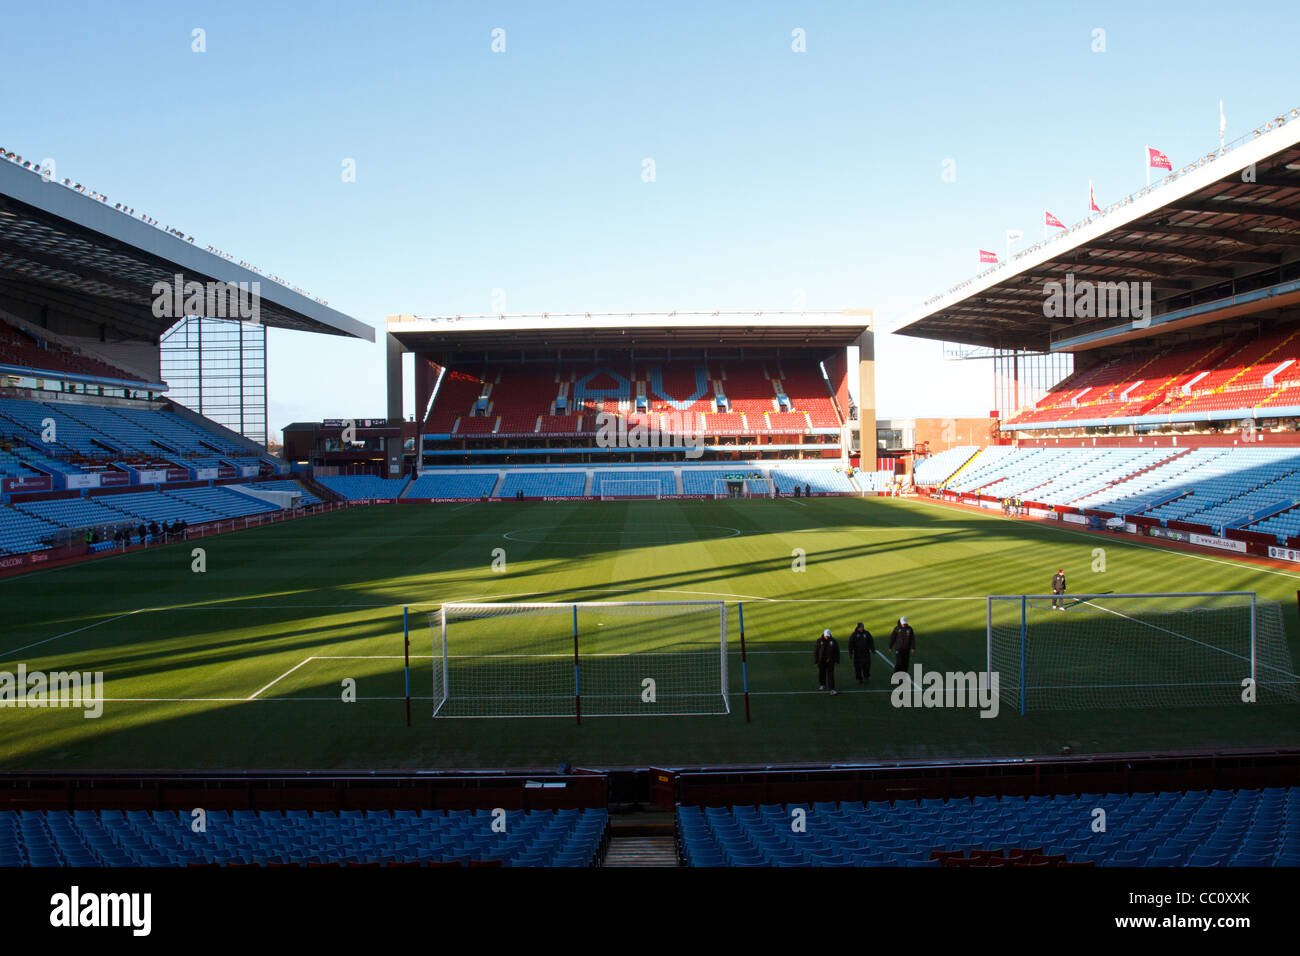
top-left (602, 814), bottom-right (679, 867)
top-left (601, 836), bottom-right (679, 867)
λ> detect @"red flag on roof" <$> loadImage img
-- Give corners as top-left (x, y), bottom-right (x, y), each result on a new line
top-left (1089, 180), bottom-right (1100, 212)
top-left (979, 249), bottom-right (998, 264)
top-left (1045, 210), bottom-right (1065, 229)
top-left (1147, 147), bottom-right (1172, 170)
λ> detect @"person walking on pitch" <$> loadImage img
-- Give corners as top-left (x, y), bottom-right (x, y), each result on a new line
top-left (814, 628), bottom-right (840, 695)
top-left (847, 622), bottom-right (874, 684)
top-left (1052, 568), bottom-right (1067, 610)
top-left (889, 617), bottom-right (916, 674)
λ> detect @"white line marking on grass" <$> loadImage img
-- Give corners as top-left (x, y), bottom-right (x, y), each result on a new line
top-left (653, 588), bottom-right (987, 604)
top-left (247, 657), bottom-right (316, 700)
top-left (313, 654), bottom-right (434, 659)
top-left (93, 696), bottom-right (438, 703)
top-left (502, 523), bottom-right (743, 544)
top-left (656, 588), bottom-right (777, 602)
top-left (873, 648), bottom-right (915, 687)
top-left (0, 609), bottom-right (143, 659)
top-left (751, 688), bottom-right (894, 696)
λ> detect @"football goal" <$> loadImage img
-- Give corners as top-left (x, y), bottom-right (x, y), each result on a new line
top-left (987, 591), bottom-right (1300, 714)
top-left (599, 479), bottom-right (663, 499)
top-left (432, 601), bottom-right (728, 719)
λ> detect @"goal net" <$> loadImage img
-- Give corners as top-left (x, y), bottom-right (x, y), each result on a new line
top-left (744, 478), bottom-right (775, 498)
top-left (600, 479), bottom-right (663, 499)
top-left (433, 601), bottom-right (728, 718)
top-left (988, 591), bottom-right (1300, 714)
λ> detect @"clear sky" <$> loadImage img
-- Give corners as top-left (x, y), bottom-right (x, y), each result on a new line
top-left (2, 1), bottom-right (1297, 436)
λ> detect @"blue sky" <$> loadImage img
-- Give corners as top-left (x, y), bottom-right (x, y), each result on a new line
top-left (2, 1), bottom-right (1297, 434)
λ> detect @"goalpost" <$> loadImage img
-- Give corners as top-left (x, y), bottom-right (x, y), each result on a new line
top-left (432, 601), bottom-right (728, 719)
top-left (987, 591), bottom-right (1300, 714)
top-left (600, 479), bottom-right (662, 499)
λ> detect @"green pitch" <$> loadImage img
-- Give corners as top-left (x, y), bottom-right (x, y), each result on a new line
top-left (1, 496), bottom-right (1298, 770)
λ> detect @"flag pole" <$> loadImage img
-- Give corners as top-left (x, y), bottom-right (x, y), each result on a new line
top-left (1145, 146), bottom-right (1150, 187)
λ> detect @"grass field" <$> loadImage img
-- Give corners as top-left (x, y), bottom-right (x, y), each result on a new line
top-left (1, 496), bottom-right (1298, 770)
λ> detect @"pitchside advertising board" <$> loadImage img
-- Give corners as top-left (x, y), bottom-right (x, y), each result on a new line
top-left (1148, 527), bottom-right (1247, 553)
top-left (1269, 545), bottom-right (1300, 562)
top-left (0, 475), bottom-right (51, 494)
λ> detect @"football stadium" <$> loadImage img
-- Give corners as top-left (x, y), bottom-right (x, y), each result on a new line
top-left (2, 5), bottom-right (1299, 931)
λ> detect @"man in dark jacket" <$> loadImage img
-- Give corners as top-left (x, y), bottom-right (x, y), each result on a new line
top-left (1052, 568), bottom-right (1067, 610)
top-left (813, 629), bottom-right (840, 695)
top-left (889, 617), bottom-right (916, 674)
top-left (847, 622), bottom-right (874, 684)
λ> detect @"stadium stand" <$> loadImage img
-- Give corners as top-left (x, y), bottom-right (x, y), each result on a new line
top-left (165, 486), bottom-right (279, 518)
top-left (591, 470), bottom-right (675, 496)
top-left (961, 447), bottom-right (1176, 505)
top-left (769, 466), bottom-right (855, 494)
top-left (317, 476), bottom-right (410, 500)
top-left (497, 471), bottom-right (586, 498)
top-left (403, 472), bottom-right (499, 498)
top-left (242, 480), bottom-right (322, 505)
top-left (424, 359), bottom-right (845, 441)
top-left (0, 506), bottom-right (57, 554)
top-left (0, 808), bottom-right (609, 867)
top-left (930, 442), bottom-right (1300, 543)
top-left (0, 318), bottom-right (153, 385)
top-left (0, 397), bottom-right (258, 466)
top-left (912, 446), bottom-right (979, 486)
top-left (681, 469), bottom-right (740, 495)
top-left (854, 469), bottom-right (899, 493)
top-left (1008, 324), bottom-right (1300, 426)
top-left (677, 788), bottom-right (1300, 867)
top-left (0, 482), bottom-right (294, 555)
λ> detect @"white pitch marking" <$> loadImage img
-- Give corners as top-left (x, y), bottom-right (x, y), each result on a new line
top-left (0, 608), bottom-right (144, 659)
top-left (654, 588), bottom-right (986, 604)
top-left (247, 656), bottom-right (317, 700)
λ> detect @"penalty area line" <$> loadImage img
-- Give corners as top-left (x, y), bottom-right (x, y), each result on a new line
top-left (0, 608), bottom-right (145, 660)
top-left (248, 654), bottom-right (437, 699)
